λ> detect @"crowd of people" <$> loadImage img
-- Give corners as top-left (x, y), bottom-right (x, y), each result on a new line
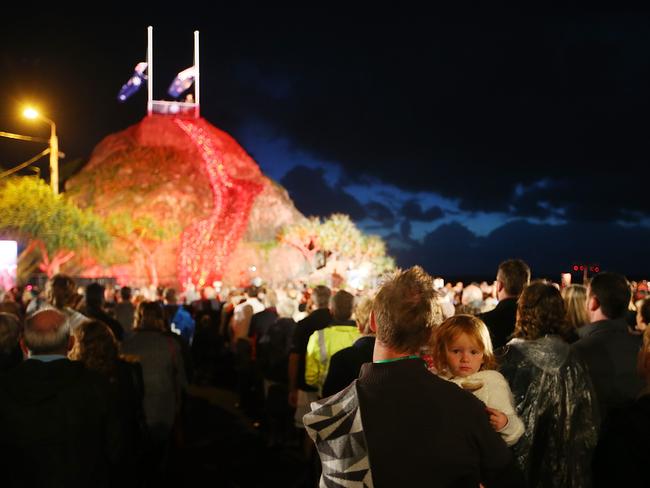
top-left (0, 260), bottom-right (649, 487)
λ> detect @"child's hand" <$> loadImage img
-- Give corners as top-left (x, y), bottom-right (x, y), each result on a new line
top-left (485, 407), bottom-right (508, 431)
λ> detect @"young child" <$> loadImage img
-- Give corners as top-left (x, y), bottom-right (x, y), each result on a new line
top-left (432, 314), bottom-right (524, 446)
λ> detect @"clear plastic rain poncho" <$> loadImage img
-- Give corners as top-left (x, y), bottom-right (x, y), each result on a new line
top-left (498, 335), bottom-right (599, 488)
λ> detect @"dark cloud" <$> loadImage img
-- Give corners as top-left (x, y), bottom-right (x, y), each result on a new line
top-left (364, 201), bottom-right (394, 223)
top-left (400, 200), bottom-right (445, 222)
top-left (400, 220), bottom-right (412, 239)
top-left (213, 14), bottom-right (650, 222)
top-left (383, 230), bottom-right (416, 252)
top-left (510, 175), bottom-right (649, 223)
top-left (280, 165), bottom-right (366, 220)
top-left (393, 220), bottom-right (650, 278)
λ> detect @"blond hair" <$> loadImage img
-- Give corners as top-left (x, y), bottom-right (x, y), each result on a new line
top-left (562, 284), bottom-right (589, 329)
top-left (354, 296), bottom-right (374, 335)
top-left (69, 320), bottom-right (118, 380)
top-left (433, 314), bottom-right (496, 374)
top-left (373, 266), bottom-right (442, 353)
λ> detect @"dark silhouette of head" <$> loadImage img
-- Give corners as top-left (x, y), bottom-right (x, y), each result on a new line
top-left (496, 259), bottom-right (531, 298)
top-left (46, 274), bottom-right (76, 309)
top-left (120, 286), bottom-right (132, 301)
top-left (85, 282), bottom-right (105, 310)
top-left (331, 290), bottom-right (354, 322)
top-left (588, 272), bottom-right (631, 320)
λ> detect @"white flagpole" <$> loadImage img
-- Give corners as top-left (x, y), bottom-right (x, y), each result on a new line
top-left (147, 26), bottom-right (153, 116)
top-left (194, 30), bottom-right (200, 118)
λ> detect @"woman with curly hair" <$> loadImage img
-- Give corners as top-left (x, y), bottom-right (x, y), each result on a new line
top-left (69, 319), bottom-right (147, 487)
top-left (499, 280), bottom-right (598, 488)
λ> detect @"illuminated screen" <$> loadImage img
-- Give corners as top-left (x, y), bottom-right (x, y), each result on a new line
top-left (0, 240), bottom-right (17, 290)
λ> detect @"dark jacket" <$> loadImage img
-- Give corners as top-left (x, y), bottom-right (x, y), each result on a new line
top-left (0, 345), bottom-right (22, 372)
top-left (113, 359), bottom-right (147, 450)
top-left (85, 306), bottom-right (126, 342)
top-left (106, 359), bottom-right (147, 488)
top-left (250, 308), bottom-right (279, 342)
top-left (478, 297), bottom-right (518, 350)
top-left (592, 392), bottom-right (650, 487)
top-left (0, 358), bottom-right (124, 488)
top-left (571, 318), bottom-right (643, 423)
top-left (322, 335), bottom-right (375, 398)
top-left (306, 358), bottom-right (523, 487)
top-left (258, 317), bottom-right (296, 384)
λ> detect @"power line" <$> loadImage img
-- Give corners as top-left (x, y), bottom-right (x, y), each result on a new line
top-left (0, 131), bottom-right (49, 143)
top-left (0, 148), bottom-right (51, 179)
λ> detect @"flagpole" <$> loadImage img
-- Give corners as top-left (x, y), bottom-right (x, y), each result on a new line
top-left (194, 30), bottom-right (200, 118)
top-left (147, 26), bottom-right (153, 116)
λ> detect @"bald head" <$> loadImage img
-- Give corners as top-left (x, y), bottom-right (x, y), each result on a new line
top-left (24, 309), bottom-right (71, 355)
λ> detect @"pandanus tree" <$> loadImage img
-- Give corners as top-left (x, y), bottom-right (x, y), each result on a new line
top-left (278, 213), bottom-right (395, 286)
top-left (0, 177), bottom-right (109, 281)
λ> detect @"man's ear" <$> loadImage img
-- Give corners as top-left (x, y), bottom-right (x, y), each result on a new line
top-left (588, 295), bottom-right (599, 313)
top-left (369, 311), bottom-right (377, 334)
top-left (496, 280), bottom-right (504, 294)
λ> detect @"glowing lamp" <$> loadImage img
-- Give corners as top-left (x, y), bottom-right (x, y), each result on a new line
top-left (23, 107), bottom-right (39, 119)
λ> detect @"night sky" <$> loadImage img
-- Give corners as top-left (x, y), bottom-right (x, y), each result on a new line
top-left (1, 9), bottom-right (649, 281)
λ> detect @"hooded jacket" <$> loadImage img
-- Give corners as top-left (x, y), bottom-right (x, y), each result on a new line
top-left (499, 336), bottom-right (599, 488)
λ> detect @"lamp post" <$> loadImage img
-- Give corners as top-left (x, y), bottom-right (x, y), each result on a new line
top-left (23, 108), bottom-right (59, 195)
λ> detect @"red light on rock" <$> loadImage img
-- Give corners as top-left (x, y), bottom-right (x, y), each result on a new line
top-left (175, 119), bottom-right (263, 287)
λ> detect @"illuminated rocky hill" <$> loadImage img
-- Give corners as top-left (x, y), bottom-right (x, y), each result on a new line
top-left (66, 114), bottom-right (307, 288)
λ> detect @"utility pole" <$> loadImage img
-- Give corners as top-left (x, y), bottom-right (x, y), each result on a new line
top-left (49, 119), bottom-right (59, 195)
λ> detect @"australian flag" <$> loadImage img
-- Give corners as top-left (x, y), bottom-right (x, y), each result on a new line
top-left (117, 62), bottom-right (148, 102)
top-left (168, 66), bottom-right (196, 98)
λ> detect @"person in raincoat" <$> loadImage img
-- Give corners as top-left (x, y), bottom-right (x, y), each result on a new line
top-left (499, 280), bottom-right (599, 488)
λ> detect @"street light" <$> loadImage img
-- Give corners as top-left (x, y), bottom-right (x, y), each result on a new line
top-left (23, 107), bottom-right (59, 195)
